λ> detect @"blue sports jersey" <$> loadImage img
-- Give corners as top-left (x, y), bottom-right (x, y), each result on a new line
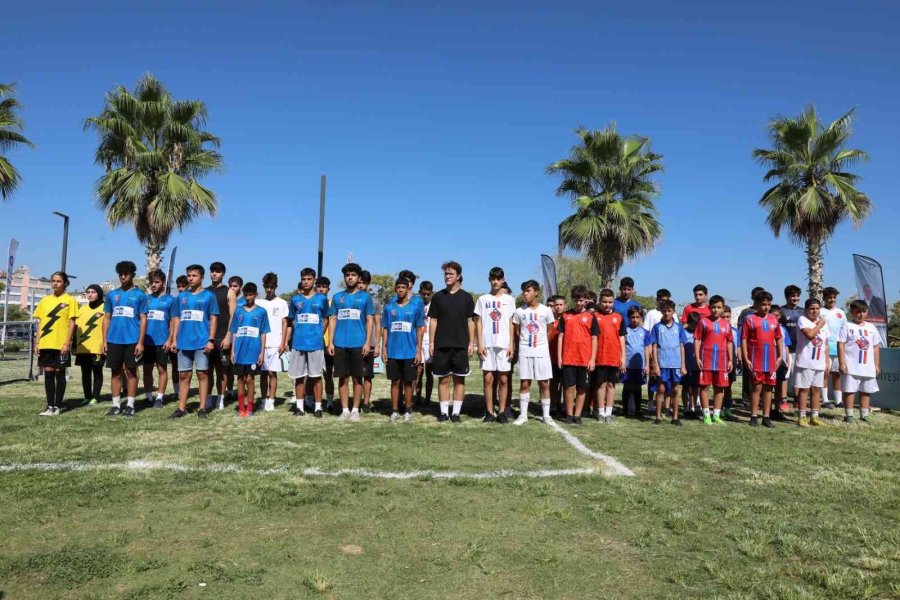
top-left (382, 298), bottom-right (425, 360)
top-left (650, 321), bottom-right (689, 369)
top-left (684, 340), bottom-right (698, 371)
top-left (288, 293), bottom-right (329, 351)
top-left (145, 293), bottom-right (176, 346)
top-left (176, 289), bottom-right (219, 351)
top-left (614, 298), bottom-right (642, 321)
top-left (327, 290), bottom-right (375, 348)
top-left (229, 305), bottom-right (271, 365)
top-left (237, 296), bottom-right (246, 308)
top-left (779, 325), bottom-right (792, 350)
top-left (624, 325), bottom-right (651, 370)
top-left (104, 287), bottom-right (149, 345)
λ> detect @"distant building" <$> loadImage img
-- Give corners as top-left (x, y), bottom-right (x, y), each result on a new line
top-left (0, 266), bottom-right (53, 310)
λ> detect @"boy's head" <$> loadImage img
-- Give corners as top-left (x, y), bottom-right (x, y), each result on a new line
top-left (262, 272), bottom-right (278, 298)
top-left (750, 286), bottom-right (765, 304)
top-left (228, 276), bottom-right (244, 297)
top-left (548, 294), bottom-right (567, 317)
top-left (584, 290), bottom-right (598, 312)
top-left (441, 260), bottom-right (463, 287)
top-left (394, 276), bottom-right (411, 299)
top-left (655, 288), bottom-right (671, 307)
top-left (315, 276), bottom-right (331, 295)
top-left (209, 261), bottom-right (226, 285)
top-left (804, 298), bottom-right (821, 320)
top-left (627, 305), bottom-right (643, 327)
top-left (175, 275), bottom-right (189, 291)
top-left (618, 277), bottom-right (634, 300)
top-left (660, 299), bottom-right (676, 321)
top-left (299, 268), bottom-right (316, 293)
top-left (115, 260), bottom-right (137, 286)
top-left (753, 290), bottom-right (773, 315)
top-left (784, 284), bottom-right (801, 306)
top-left (692, 284), bottom-right (708, 305)
top-left (770, 304), bottom-right (782, 320)
top-left (598, 288), bottom-right (615, 313)
top-left (488, 267), bottom-right (505, 293)
top-left (342, 263), bottom-right (362, 289)
top-left (520, 280), bottom-right (540, 305)
top-left (708, 294), bottom-right (725, 319)
top-left (359, 270), bottom-right (372, 290)
top-left (722, 305), bottom-right (732, 322)
top-left (685, 311), bottom-right (702, 332)
top-left (419, 280), bottom-right (434, 303)
top-left (849, 299), bottom-right (869, 322)
top-left (241, 282), bottom-right (258, 304)
top-left (148, 269), bottom-right (166, 294)
top-left (185, 264), bottom-right (205, 288)
top-left (822, 286), bottom-right (839, 309)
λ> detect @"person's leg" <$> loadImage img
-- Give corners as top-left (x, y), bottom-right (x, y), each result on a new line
top-left (451, 374), bottom-right (466, 418)
top-left (761, 385), bottom-right (773, 418)
top-left (311, 377), bottom-right (323, 413)
top-left (859, 392), bottom-right (871, 420)
top-left (574, 388), bottom-right (586, 419)
top-left (143, 361), bottom-right (155, 403)
top-left (655, 388), bottom-right (664, 421)
top-left (844, 387), bottom-right (855, 419)
top-left (699, 385), bottom-right (710, 412)
top-left (516, 378), bottom-right (532, 424)
top-left (538, 379), bottom-right (551, 421)
top-left (671, 386), bottom-right (680, 421)
top-left (809, 385), bottom-right (822, 423)
top-left (245, 373), bottom-right (256, 414)
top-left (403, 373), bottom-right (415, 413)
top-left (80, 363), bottom-right (92, 400)
top-left (124, 366), bottom-right (138, 406)
top-left (390, 379), bottom-right (401, 413)
top-left (156, 363), bottom-right (168, 402)
top-left (196, 369), bottom-right (209, 413)
top-left (750, 381), bottom-right (761, 420)
top-left (294, 376), bottom-right (306, 411)
top-left (604, 382), bottom-right (615, 416)
top-left (110, 367), bottom-right (123, 407)
top-left (713, 386), bottom-right (724, 412)
top-left (339, 376), bottom-right (350, 411)
top-left (351, 376), bottom-right (363, 410)
top-left (831, 370), bottom-right (843, 406)
top-left (324, 361), bottom-right (335, 405)
top-left (54, 368), bottom-right (67, 409)
top-left (178, 370), bottom-right (192, 412)
top-left (43, 366), bottom-right (57, 411)
top-left (482, 370), bottom-right (495, 416)
top-left (425, 364), bottom-right (434, 402)
top-left (564, 384), bottom-right (575, 417)
top-left (92, 363), bottom-right (103, 401)
top-left (170, 356), bottom-right (179, 397)
top-left (497, 372), bottom-right (510, 416)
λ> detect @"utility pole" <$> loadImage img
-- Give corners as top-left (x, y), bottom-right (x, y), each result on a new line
top-left (317, 175), bottom-right (326, 277)
top-left (52, 211), bottom-right (69, 273)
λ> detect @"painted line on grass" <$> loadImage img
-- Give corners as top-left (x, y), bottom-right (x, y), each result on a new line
top-left (0, 460), bottom-right (597, 480)
top-left (543, 419), bottom-right (635, 477)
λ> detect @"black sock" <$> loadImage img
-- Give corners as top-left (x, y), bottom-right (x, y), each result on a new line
top-left (55, 370), bottom-right (67, 406)
top-left (81, 364), bottom-right (93, 399)
top-left (44, 373), bottom-right (57, 407)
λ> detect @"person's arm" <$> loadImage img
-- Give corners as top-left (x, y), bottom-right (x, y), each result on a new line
top-left (507, 312), bottom-right (515, 359)
top-left (280, 316), bottom-right (289, 354)
top-left (328, 315), bottom-right (336, 355)
top-left (727, 338), bottom-right (734, 373)
top-left (557, 331), bottom-right (565, 366)
top-left (101, 313), bottom-right (111, 355)
top-left (619, 335), bottom-right (626, 373)
top-left (652, 345), bottom-right (661, 376)
top-left (165, 310), bottom-right (177, 352)
top-left (136, 314), bottom-right (147, 355)
top-left (63, 315), bottom-right (76, 356)
top-left (205, 315), bottom-right (217, 354)
top-left (415, 323), bottom-right (424, 365)
top-left (171, 316), bottom-right (181, 351)
top-left (588, 335), bottom-right (597, 371)
top-left (373, 312), bottom-right (382, 357)
top-left (467, 317), bottom-right (475, 357)
top-left (741, 321), bottom-right (752, 371)
top-left (837, 340), bottom-right (847, 373)
top-left (258, 333), bottom-right (267, 365)
top-left (694, 336), bottom-right (703, 371)
top-left (429, 316), bottom-right (438, 354)
top-left (362, 314), bottom-right (373, 357)
top-left (680, 343), bottom-right (687, 375)
top-left (474, 310), bottom-right (485, 359)
top-left (873, 343), bottom-right (880, 376)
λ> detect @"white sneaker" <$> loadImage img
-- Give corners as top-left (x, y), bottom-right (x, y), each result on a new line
top-left (52, 407), bottom-right (61, 416)
top-left (39, 407), bottom-right (53, 416)
top-left (390, 412), bottom-right (400, 422)
top-left (338, 411), bottom-right (350, 420)
top-left (217, 398), bottom-right (225, 410)
top-left (350, 411), bottom-right (360, 422)
top-left (513, 415), bottom-right (528, 425)
top-left (264, 399), bottom-right (275, 412)
top-left (403, 412), bottom-right (412, 423)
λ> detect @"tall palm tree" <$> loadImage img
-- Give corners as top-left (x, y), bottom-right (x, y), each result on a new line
top-left (0, 83), bottom-right (34, 201)
top-left (84, 73), bottom-right (223, 274)
top-left (547, 124), bottom-right (663, 289)
top-left (753, 106), bottom-right (871, 299)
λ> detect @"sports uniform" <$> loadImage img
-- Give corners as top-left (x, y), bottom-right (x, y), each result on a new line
top-left (793, 316), bottom-right (829, 388)
top-left (206, 283), bottom-right (231, 367)
top-left (229, 305), bottom-right (271, 377)
top-left (838, 322), bottom-right (882, 394)
top-left (613, 298), bottom-right (641, 321)
top-left (175, 288), bottom-right (219, 371)
top-left (821, 307), bottom-right (848, 373)
top-left (144, 292), bottom-right (176, 365)
top-left (475, 292), bottom-right (515, 372)
top-left (650, 321), bottom-right (688, 393)
top-left (622, 325), bottom-right (651, 385)
top-left (593, 311), bottom-right (626, 385)
top-left (287, 292), bottom-right (329, 379)
top-left (681, 303), bottom-right (711, 325)
top-left (512, 304), bottom-right (555, 381)
top-left (430, 288), bottom-right (475, 377)
top-left (382, 297), bottom-right (425, 382)
top-left (35, 292), bottom-right (78, 368)
top-left (256, 296), bottom-right (289, 372)
top-left (328, 289), bottom-right (375, 378)
top-left (741, 314), bottom-right (783, 386)
top-left (558, 310), bottom-right (598, 389)
top-left (104, 287), bottom-right (148, 371)
top-left (694, 316), bottom-right (733, 388)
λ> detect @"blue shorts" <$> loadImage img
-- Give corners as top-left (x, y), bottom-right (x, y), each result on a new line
top-left (650, 368), bottom-right (681, 393)
top-left (178, 349), bottom-right (210, 372)
top-left (620, 368), bottom-right (646, 385)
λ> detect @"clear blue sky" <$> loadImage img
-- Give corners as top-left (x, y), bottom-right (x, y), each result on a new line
top-left (2, 0), bottom-right (897, 305)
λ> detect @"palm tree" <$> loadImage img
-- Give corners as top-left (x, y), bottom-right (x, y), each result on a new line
top-left (0, 83), bottom-right (35, 201)
top-left (546, 124), bottom-right (663, 289)
top-left (84, 73), bottom-right (223, 274)
top-left (753, 106), bottom-right (872, 299)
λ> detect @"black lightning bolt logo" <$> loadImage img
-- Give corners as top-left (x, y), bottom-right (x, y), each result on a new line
top-left (81, 313), bottom-right (102, 343)
top-left (41, 303), bottom-right (66, 338)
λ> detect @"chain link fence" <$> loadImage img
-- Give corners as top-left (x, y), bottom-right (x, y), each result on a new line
top-left (0, 320), bottom-right (37, 384)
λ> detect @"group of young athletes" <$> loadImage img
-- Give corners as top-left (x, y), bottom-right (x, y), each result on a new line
top-left (31, 259), bottom-right (882, 427)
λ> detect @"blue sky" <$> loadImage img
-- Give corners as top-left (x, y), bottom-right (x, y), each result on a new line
top-left (2, 0), bottom-right (897, 305)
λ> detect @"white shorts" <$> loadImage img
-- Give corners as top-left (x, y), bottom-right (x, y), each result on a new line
top-left (840, 374), bottom-right (879, 394)
top-left (480, 347), bottom-right (511, 372)
top-left (793, 367), bottom-right (825, 389)
top-left (421, 343), bottom-right (433, 364)
top-left (262, 348), bottom-right (285, 372)
top-left (518, 356), bottom-right (552, 381)
top-left (288, 349), bottom-right (325, 379)
top-left (830, 358), bottom-right (840, 373)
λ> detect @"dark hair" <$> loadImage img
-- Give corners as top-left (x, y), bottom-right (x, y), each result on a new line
top-left (359, 270), bottom-right (372, 285)
top-left (186, 264), bottom-right (205, 276)
top-left (708, 294), bottom-right (725, 306)
top-left (750, 286), bottom-right (765, 297)
top-left (850, 299), bottom-right (869, 313)
top-left (571, 285), bottom-right (588, 300)
top-left (175, 275), bottom-right (188, 286)
top-left (86, 283), bottom-right (104, 301)
top-left (242, 282), bottom-right (258, 294)
top-left (209, 261), bottom-right (226, 273)
top-left (441, 260), bottom-right (462, 275)
top-left (488, 266), bottom-right (505, 280)
top-left (656, 288), bottom-right (671, 299)
top-left (822, 287), bottom-right (840, 297)
top-left (395, 277), bottom-right (411, 288)
top-left (521, 279), bottom-right (540, 292)
top-left (620, 277), bottom-right (634, 288)
top-left (693, 284), bottom-right (708, 294)
top-left (770, 304), bottom-right (782, 314)
top-left (599, 288), bottom-right (615, 299)
top-left (419, 281), bottom-right (433, 292)
top-left (686, 311), bottom-right (702, 331)
top-left (660, 299), bottom-right (676, 311)
top-left (147, 269), bottom-right (166, 282)
top-left (723, 305), bottom-right (732, 312)
top-left (784, 284), bottom-right (801, 298)
top-left (342, 263), bottom-right (362, 276)
top-left (262, 272), bottom-right (278, 287)
top-left (585, 290), bottom-right (598, 301)
top-left (501, 283), bottom-right (512, 293)
top-left (115, 260), bottom-right (137, 276)
top-left (547, 294), bottom-right (565, 303)
top-left (398, 269), bottom-right (416, 284)
top-left (228, 275), bottom-right (244, 287)
top-left (804, 298), bottom-right (822, 309)
top-left (50, 271), bottom-right (70, 287)
top-left (316, 276), bottom-right (331, 288)
top-left (753, 290), bottom-right (773, 303)
top-left (300, 267), bottom-right (316, 278)
top-left (626, 305), bottom-right (643, 318)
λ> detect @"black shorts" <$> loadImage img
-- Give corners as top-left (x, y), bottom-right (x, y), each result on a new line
top-left (386, 358), bottom-right (417, 382)
top-left (324, 352), bottom-right (334, 371)
top-left (233, 363), bottom-right (261, 377)
top-left (106, 343), bottom-right (139, 371)
top-left (592, 365), bottom-right (619, 385)
top-left (209, 339), bottom-right (231, 367)
top-left (562, 365), bottom-right (589, 389)
top-left (363, 348), bottom-right (376, 379)
top-left (38, 349), bottom-right (71, 368)
top-left (333, 346), bottom-right (364, 379)
top-left (432, 347), bottom-right (470, 377)
top-left (142, 344), bottom-right (169, 366)
top-left (75, 353), bottom-right (104, 367)
top-left (551, 364), bottom-right (562, 381)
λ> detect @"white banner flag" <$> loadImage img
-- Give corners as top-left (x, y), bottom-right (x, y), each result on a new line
top-left (5, 238), bottom-right (17, 287)
top-left (540, 254), bottom-right (558, 297)
top-left (852, 254), bottom-right (888, 348)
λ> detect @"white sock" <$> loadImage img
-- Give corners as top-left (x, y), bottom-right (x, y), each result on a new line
top-left (126, 397), bottom-right (135, 408)
top-left (812, 410), bottom-right (819, 417)
top-left (540, 398), bottom-right (550, 419)
top-left (314, 402), bottom-right (322, 412)
top-left (296, 398), bottom-right (303, 409)
top-left (342, 407), bottom-right (350, 414)
top-left (112, 396), bottom-right (121, 408)
top-left (351, 407), bottom-right (359, 414)
top-left (821, 387), bottom-right (829, 402)
top-left (703, 408), bottom-right (710, 417)
top-left (861, 407), bottom-right (870, 418)
top-left (439, 401), bottom-right (449, 415)
top-left (156, 393), bottom-right (163, 400)
top-left (799, 410), bottom-right (807, 417)
top-left (835, 390), bottom-right (843, 405)
top-left (845, 405), bottom-right (852, 416)
top-left (519, 396), bottom-right (529, 417)
top-left (452, 400), bottom-right (463, 415)
top-left (713, 408), bottom-right (720, 417)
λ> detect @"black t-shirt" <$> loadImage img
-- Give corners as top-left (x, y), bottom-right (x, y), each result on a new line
top-left (430, 288), bottom-right (475, 349)
top-left (207, 284), bottom-right (230, 340)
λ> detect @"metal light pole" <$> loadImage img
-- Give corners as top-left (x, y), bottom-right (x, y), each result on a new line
top-left (52, 211), bottom-right (69, 273)
top-left (317, 175), bottom-right (326, 277)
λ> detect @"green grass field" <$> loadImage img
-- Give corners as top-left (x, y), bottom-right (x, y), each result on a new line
top-left (1, 361), bottom-right (899, 599)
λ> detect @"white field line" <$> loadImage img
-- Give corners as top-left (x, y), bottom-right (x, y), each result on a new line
top-left (0, 460), bottom-right (597, 480)
top-left (543, 418), bottom-right (635, 477)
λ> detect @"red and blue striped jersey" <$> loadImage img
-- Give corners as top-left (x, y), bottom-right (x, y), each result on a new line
top-left (741, 314), bottom-right (782, 373)
top-left (694, 317), bottom-right (733, 372)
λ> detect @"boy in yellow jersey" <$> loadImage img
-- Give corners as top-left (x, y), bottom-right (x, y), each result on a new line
top-left (33, 272), bottom-right (79, 416)
top-left (75, 284), bottom-right (106, 405)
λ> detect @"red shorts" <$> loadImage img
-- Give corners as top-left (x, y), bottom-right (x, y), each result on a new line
top-left (751, 370), bottom-right (777, 386)
top-left (699, 370), bottom-right (730, 388)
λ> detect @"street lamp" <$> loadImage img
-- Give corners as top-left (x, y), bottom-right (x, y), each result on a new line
top-left (52, 211), bottom-right (69, 273)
